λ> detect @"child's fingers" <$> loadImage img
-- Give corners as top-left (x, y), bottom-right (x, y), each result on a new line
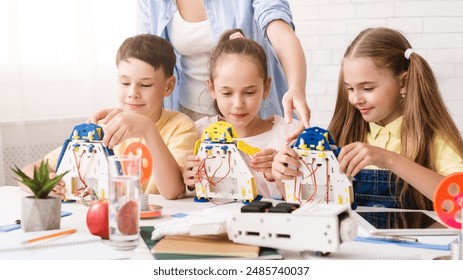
top-left (272, 165), bottom-right (299, 180)
top-left (277, 162), bottom-right (301, 177)
top-left (184, 176), bottom-right (199, 186)
top-left (250, 149), bottom-right (276, 168)
top-left (106, 129), bottom-right (127, 149)
top-left (51, 186), bottom-right (66, 199)
top-left (275, 153), bottom-right (301, 169)
top-left (102, 108), bottom-right (124, 124)
top-left (249, 160), bottom-right (272, 170)
top-left (87, 108), bottom-right (111, 124)
top-left (183, 168), bottom-right (199, 185)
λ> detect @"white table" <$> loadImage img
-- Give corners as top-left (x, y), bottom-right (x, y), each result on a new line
top-left (0, 186), bottom-right (453, 260)
top-left (0, 186), bottom-right (217, 260)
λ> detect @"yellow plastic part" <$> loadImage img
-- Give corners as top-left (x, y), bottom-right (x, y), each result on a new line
top-left (317, 152), bottom-right (326, 158)
top-left (298, 143), bottom-right (309, 150)
top-left (95, 127), bottom-right (102, 139)
top-left (72, 132), bottom-right (80, 140)
top-left (251, 178), bottom-right (257, 196)
top-left (200, 121), bottom-right (237, 143)
top-left (236, 140), bottom-right (261, 156)
top-left (193, 139), bottom-right (201, 155)
top-left (316, 139), bottom-right (325, 151)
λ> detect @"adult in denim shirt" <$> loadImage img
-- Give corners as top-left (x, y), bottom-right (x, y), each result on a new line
top-left (136, 0), bottom-right (310, 139)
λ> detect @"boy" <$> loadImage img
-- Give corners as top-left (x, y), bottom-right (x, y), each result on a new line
top-left (21, 35), bottom-right (198, 199)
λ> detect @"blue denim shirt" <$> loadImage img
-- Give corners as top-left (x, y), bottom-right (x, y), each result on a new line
top-left (136, 0), bottom-right (295, 118)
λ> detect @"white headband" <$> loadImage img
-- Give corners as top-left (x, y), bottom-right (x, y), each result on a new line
top-left (404, 48), bottom-right (415, 60)
top-left (229, 32), bottom-right (244, 40)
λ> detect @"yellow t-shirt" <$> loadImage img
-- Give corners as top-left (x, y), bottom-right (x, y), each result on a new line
top-left (45, 109), bottom-right (198, 194)
top-left (367, 116), bottom-right (463, 175)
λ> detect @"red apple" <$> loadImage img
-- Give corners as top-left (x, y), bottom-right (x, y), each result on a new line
top-left (86, 199), bottom-right (109, 239)
top-left (117, 200), bottom-right (138, 235)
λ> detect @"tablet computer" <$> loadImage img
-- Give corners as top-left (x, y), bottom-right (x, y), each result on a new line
top-left (352, 209), bottom-right (459, 236)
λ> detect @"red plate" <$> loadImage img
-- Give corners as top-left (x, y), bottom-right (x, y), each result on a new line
top-left (140, 204), bottom-right (162, 219)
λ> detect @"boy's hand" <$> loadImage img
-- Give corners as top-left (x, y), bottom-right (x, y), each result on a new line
top-left (87, 108), bottom-right (123, 124)
top-left (271, 145), bottom-right (302, 181)
top-left (102, 112), bottom-right (151, 149)
top-left (49, 173), bottom-right (66, 199)
top-left (183, 155), bottom-right (201, 187)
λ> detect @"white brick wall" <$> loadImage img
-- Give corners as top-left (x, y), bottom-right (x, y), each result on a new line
top-left (289, 0), bottom-right (463, 133)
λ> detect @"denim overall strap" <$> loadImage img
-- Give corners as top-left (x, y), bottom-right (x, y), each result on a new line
top-left (352, 169), bottom-right (402, 209)
top-left (352, 169), bottom-right (404, 229)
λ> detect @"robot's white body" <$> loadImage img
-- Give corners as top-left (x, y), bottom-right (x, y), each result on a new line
top-left (56, 123), bottom-right (113, 201)
top-left (283, 127), bottom-right (353, 206)
top-left (151, 203), bottom-right (357, 254)
top-left (227, 203), bottom-right (357, 253)
top-left (195, 143), bottom-right (257, 201)
top-left (194, 121), bottom-right (260, 202)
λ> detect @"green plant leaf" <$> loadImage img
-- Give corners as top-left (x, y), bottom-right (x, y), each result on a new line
top-left (11, 160), bottom-right (69, 199)
top-left (37, 170), bottom-right (69, 199)
top-left (11, 166), bottom-right (39, 196)
top-left (38, 160), bottom-right (48, 186)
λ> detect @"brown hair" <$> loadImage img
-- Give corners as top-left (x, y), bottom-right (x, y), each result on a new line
top-left (328, 27), bottom-right (463, 210)
top-left (116, 34), bottom-right (176, 78)
top-left (208, 29), bottom-right (268, 116)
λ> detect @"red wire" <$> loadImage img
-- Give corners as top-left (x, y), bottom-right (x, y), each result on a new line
top-left (301, 157), bottom-right (318, 203)
top-left (196, 151), bottom-right (234, 205)
top-left (72, 149), bottom-right (88, 191)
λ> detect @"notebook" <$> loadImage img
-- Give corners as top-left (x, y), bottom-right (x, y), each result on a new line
top-left (0, 211), bottom-right (72, 232)
top-left (140, 226), bottom-right (283, 260)
top-left (0, 229), bottom-right (128, 260)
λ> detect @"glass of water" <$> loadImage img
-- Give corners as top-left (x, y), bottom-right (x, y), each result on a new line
top-left (108, 155), bottom-right (141, 250)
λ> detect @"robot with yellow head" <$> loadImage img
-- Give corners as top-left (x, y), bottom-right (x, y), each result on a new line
top-left (193, 121), bottom-right (260, 202)
top-left (283, 127), bottom-right (353, 206)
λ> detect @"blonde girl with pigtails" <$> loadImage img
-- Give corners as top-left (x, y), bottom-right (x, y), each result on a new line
top-left (273, 27), bottom-right (463, 220)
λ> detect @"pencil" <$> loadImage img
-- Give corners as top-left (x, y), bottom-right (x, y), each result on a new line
top-left (22, 228), bottom-right (77, 245)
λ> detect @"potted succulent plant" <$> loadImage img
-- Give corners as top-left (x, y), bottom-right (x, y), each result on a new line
top-left (11, 160), bottom-right (69, 232)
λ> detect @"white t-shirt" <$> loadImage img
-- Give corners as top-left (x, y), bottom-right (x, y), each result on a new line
top-left (195, 115), bottom-right (300, 199)
top-left (168, 11), bottom-right (215, 114)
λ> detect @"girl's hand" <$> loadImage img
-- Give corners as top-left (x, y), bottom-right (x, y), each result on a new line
top-left (249, 149), bottom-right (276, 182)
top-left (271, 145), bottom-right (302, 181)
top-left (183, 155), bottom-right (201, 187)
top-left (249, 148), bottom-right (276, 171)
top-left (338, 142), bottom-right (391, 176)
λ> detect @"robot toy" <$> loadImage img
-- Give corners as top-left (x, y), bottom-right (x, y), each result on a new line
top-left (56, 123), bottom-right (113, 204)
top-left (193, 121), bottom-right (261, 203)
top-left (151, 201), bottom-right (357, 255)
top-left (283, 127), bottom-right (353, 206)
